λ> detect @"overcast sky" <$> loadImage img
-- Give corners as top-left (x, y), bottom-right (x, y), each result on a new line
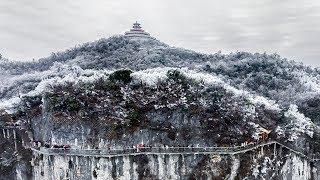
top-left (0, 0), bottom-right (320, 67)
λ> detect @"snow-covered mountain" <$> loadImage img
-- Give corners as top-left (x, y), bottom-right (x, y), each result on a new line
top-left (0, 35), bottom-right (320, 179)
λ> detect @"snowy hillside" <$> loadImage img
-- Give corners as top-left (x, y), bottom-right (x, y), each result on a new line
top-left (0, 35), bottom-right (320, 179)
top-left (1, 36), bottom-right (320, 121)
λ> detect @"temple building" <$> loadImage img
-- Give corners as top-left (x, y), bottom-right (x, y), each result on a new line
top-left (125, 22), bottom-right (153, 39)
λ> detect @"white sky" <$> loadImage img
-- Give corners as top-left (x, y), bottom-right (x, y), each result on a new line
top-left (1, 0), bottom-right (320, 67)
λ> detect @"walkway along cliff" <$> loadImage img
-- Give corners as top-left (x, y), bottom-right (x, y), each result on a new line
top-left (1, 125), bottom-right (320, 179)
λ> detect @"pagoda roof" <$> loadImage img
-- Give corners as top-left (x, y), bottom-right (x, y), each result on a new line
top-left (125, 22), bottom-right (153, 39)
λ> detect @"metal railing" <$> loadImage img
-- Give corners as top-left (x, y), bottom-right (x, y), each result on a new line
top-left (3, 125), bottom-right (319, 162)
top-left (31, 141), bottom-right (277, 157)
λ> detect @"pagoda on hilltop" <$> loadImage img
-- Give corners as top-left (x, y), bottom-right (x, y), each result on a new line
top-left (125, 22), bottom-right (153, 39)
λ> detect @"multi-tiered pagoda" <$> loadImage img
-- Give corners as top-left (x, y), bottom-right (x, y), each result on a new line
top-left (125, 22), bottom-right (153, 39)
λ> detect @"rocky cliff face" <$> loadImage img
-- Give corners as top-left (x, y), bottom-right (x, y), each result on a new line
top-left (1, 36), bottom-right (320, 179)
top-left (31, 148), bottom-right (318, 180)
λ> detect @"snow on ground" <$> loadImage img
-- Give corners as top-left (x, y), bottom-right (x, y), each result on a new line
top-left (295, 71), bottom-right (320, 93)
top-left (0, 97), bottom-right (21, 114)
top-left (131, 67), bottom-right (170, 86)
top-left (284, 104), bottom-right (314, 141)
top-left (0, 66), bottom-right (315, 140)
top-left (0, 63), bottom-right (112, 113)
top-left (131, 67), bottom-right (316, 140)
top-left (132, 67), bottom-right (280, 112)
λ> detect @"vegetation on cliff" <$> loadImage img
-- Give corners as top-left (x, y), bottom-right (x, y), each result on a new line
top-left (0, 36), bottom-right (319, 152)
